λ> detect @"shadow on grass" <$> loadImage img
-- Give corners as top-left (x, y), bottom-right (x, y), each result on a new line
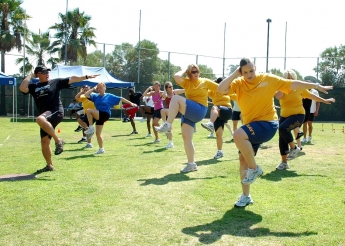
top-left (182, 208), bottom-right (317, 244)
top-left (261, 169), bottom-right (326, 182)
top-left (0, 173), bottom-right (54, 182)
top-left (64, 154), bottom-right (96, 160)
top-left (138, 173), bottom-right (227, 186)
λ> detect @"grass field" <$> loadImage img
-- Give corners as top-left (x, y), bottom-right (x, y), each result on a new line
top-left (1, 117), bottom-right (345, 245)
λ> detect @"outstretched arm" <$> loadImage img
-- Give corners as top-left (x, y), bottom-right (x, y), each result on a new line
top-left (308, 93), bottom-right (335, 105)
top-left (69, 74), bottom-right (100, 84)
top-left (290, 81), bottom-right (333, 94)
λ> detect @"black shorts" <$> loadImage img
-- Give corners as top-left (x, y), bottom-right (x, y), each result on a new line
top-left (232, 110), bottom-right (241, 121)
top-left (307, 112), bottom-right (315, 122)
top-left (153, 108), bottom-right (162, 119)
top-left (214, 106), bottom-right (232, 131)
top-left (96, 111), bottom-right (110, 125)
top-left (40, 110), bottom-right (63, 139)
top-left (303, 110), bottom-right (310, 123)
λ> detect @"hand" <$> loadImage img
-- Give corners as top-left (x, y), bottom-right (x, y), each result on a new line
top-left (324, 98), bottom-right (335, 105)
top-left (88, 74), bottom-right (101, 79)
top-left (318, 85), bottom-right (333, 94)
top-left (131, 103), bottom-right (137, 107)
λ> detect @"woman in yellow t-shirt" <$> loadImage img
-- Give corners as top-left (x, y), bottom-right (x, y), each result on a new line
top-left (275, 70), bottom-right (335, 171)
top-left (154, 64), bottom-right (218, 173)
top-left (217, 58), bottom-right (334, 207)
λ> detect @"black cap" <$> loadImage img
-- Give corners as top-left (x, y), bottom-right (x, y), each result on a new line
top-left (34, 65), bottom-right (51, 74)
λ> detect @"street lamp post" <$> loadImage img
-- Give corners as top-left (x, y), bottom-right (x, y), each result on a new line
top-left (64, 0), bottom-right (68, 65)
top-left (266, 18), bottom-right (272, 73)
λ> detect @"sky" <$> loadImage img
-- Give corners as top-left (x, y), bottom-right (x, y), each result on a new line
top-left (4, 0), bottom-right (344, 80)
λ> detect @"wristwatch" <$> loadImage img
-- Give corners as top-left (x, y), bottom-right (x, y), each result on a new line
top-left (315, 83), bottom-right (320, 89)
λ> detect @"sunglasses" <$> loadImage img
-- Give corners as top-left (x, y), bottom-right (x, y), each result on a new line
top-left (191, 71), bottom-right (199, 74)
top-left (167, 86), bottom-right (173, 88)
top-left (38, 71), bottom-right (49, 75)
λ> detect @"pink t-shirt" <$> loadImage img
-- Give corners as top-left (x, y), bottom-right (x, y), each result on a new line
top-left (152, 92), bottom-right (163, 110)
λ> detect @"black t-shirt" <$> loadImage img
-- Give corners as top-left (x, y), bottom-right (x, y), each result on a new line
top-left (129, 92), bottom-right (142, 106)
top-left (26, 78), bottom-right (70, 114)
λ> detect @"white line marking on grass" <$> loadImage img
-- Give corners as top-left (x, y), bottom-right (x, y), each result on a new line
top-left (0, 135), bottom-right (11, 146)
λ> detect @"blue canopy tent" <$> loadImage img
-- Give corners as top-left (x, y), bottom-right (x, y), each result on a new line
top-left (0, 72), bottom-right (17, 123)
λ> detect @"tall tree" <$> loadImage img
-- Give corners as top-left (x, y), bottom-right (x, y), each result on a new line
top-left (198, 64), bottom-right (215, 80)
top-left (49, 8), bottom-right (96, 65)
top-left (315, 45), bottom-right (345, 87)
top-left (0, 0), bottom-right (29, 115)
top-left (15, 30), bottom-right (60, 75)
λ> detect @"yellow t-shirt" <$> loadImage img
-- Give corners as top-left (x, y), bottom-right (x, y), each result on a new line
top-left (180, 78), bottom-right (218, 107)
top-left (228, 73), bottom-right (292, 124)
top-left (279, 89), bottom-right (311, 117)
top-left (208, 90), bottom-right (231, 107)
top-left (76, 95), bottom-right (96, 113)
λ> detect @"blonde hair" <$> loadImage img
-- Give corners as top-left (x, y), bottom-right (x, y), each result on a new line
top-left (164, 81), bottom-right (172, 89)
top-left (283, 70), bottom-right (297, 80)
top-left (185, 64), bottom-right (200, 78)
top-left (97, 82), bottom-right (106, 89)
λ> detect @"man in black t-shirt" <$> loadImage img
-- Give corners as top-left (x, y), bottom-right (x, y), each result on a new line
top-left (124, 88), bottom-right (142, 134)
top-left (19, 65), bottom-right (100, 173)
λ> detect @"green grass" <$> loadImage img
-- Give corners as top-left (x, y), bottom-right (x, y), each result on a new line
top-left (1, 117), bottom-right (345, 245)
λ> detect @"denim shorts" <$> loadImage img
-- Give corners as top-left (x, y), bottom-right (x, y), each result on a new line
top-left (181, 99), bottom-right (207, 128)
top-left (241, 120), bottom-right (279, 154)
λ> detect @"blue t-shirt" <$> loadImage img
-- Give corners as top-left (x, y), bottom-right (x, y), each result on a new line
top-left (89, 93), bottom-right (121, 116)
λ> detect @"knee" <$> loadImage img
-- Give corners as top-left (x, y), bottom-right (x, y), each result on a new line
top-left (36, 115), bottom-right (46, 125)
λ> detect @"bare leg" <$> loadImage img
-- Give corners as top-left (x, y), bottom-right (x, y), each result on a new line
top-left (181, 123), bottom-right (195, 163)
top-left (36, 116), bottom-right (60, 144)
top-left (152, 117), bottom-right (161, 140)
top-left (239, 153), bottom-right (251, 196)
top-left (129, 118), bottom-right (136, 132)
top-left (233, 128), bottom-right (257, 169)
top-left (41, 135), bottom-right (53, 165)
top-left (216, 127), bottom-right (223, 151)
top-left (307, 121), bottom-right (313, 137)
top-left (166, 95), bottom-right (186, 124)
top-left (86, 109), bottom-right (99, 126)
top-left (302, 122), bottom-right (308, 138)
top-left (209, 106), bottom-right (219, 123)
top-left (146, 115), bottom-right (152, 134)
top-left (225, 122), bottom-right (233, 135)
top-left (95, 124), bottom-right (104, 148)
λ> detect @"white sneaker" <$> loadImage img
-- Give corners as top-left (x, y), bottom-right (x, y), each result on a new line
top-left (301, 138), bottom-right (307, 144)
top-left (235, 194), bottom-right (254, 207)
top-left (86, 131), bottom-right (94, 141)
top-left (287, 146), bottom-right (301, 160)
top-left (84, 126), bottom-right (95, 134)
top-left (145, 133), bottom-right (152, 138)
top-left (83, 143), bottom-right (93, 148)
top-left (208, 133), bottom-right (215, 138)
top-left (307, 136), bottom-right (312, 143)
top-left (165, 142), bottom-right (174, 148)
top-left (180, 163), bottom-right (198, 173)
top-left (151, 139), bottom-right (160, 143)
top-left (214, 151), bottom-right (224, 159)
top-left (241, 165), bottom-right (263, 185)
top-left (154, 122), bottom-right (172, 133)
top-left (94, 148), bottom-right (105, 154)
top-left (276, 161), bottom-right (290, 170)
top-left (201, 122), bottom-right (214, 132)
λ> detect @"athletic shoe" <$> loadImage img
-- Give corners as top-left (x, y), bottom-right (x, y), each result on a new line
top-left (151, 139), bottom-right (160, 143)
top-left (301, 138), bottom-right (308, 144)
top-left (94, 148), bottom-right (105, 154)
top-left (298, 146), bottom-right (303, 151)
top-left (84, 126), bottom-right (94, 134)
top-left (241, 165), bottom-right (263, 185)
top-left (307, 136), bottom-right (312, 143)
top-left (74, 125), bottom-right (83, 132)
top-left (36, 165), bottom-right (54, 174)
top-left (214, 151), bottom-right (224, 159)
top-left (276, 161), bottom-right (290, 170)
top-left (234, 194), bottom-right (254, 207)
top-left (208, 133), bottom-right (215, 138)
top-left (201, 122), bottom-right (214, 132)
top-left (287, 146), bottom-right (301, 160)
top-left (54, 139), bottom-right (65, 155)
top-left (78, 137), bottom-right (87, 143)
top-left (145, 134), bottom-right (152, 138)
top-left (83, 143), bottom-right (93, 148)
top-left (86, 131), bottom-right (94, 141)
top-left (154, 122), bottom-right (172, 133)
top-left (296, 131), bottom-right (304, 140)
top-left (140, 117), bottom-right (147, 122)
top-left (130, 131), bottom-right (138, 135)
top-left (180, 163), bottom-right (198, 173)
top-left (165, 142), bottom-right (174, 148)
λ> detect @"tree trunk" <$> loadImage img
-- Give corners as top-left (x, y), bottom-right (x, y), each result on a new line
top-left (0, 50), bottom-right (6, 115)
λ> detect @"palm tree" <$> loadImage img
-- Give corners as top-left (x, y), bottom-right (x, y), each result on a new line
top-left (49, 8), bottom-right (97, 65)
top-left (15, 30), bottom-right (60, 75)
top-left (0, 0), bottom-right (30, 115)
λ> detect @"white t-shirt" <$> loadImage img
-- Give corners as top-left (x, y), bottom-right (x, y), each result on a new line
top-left (310, 89), bottom-right (319, 113)
top-left (142, 96), bottom-right (154, 107)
